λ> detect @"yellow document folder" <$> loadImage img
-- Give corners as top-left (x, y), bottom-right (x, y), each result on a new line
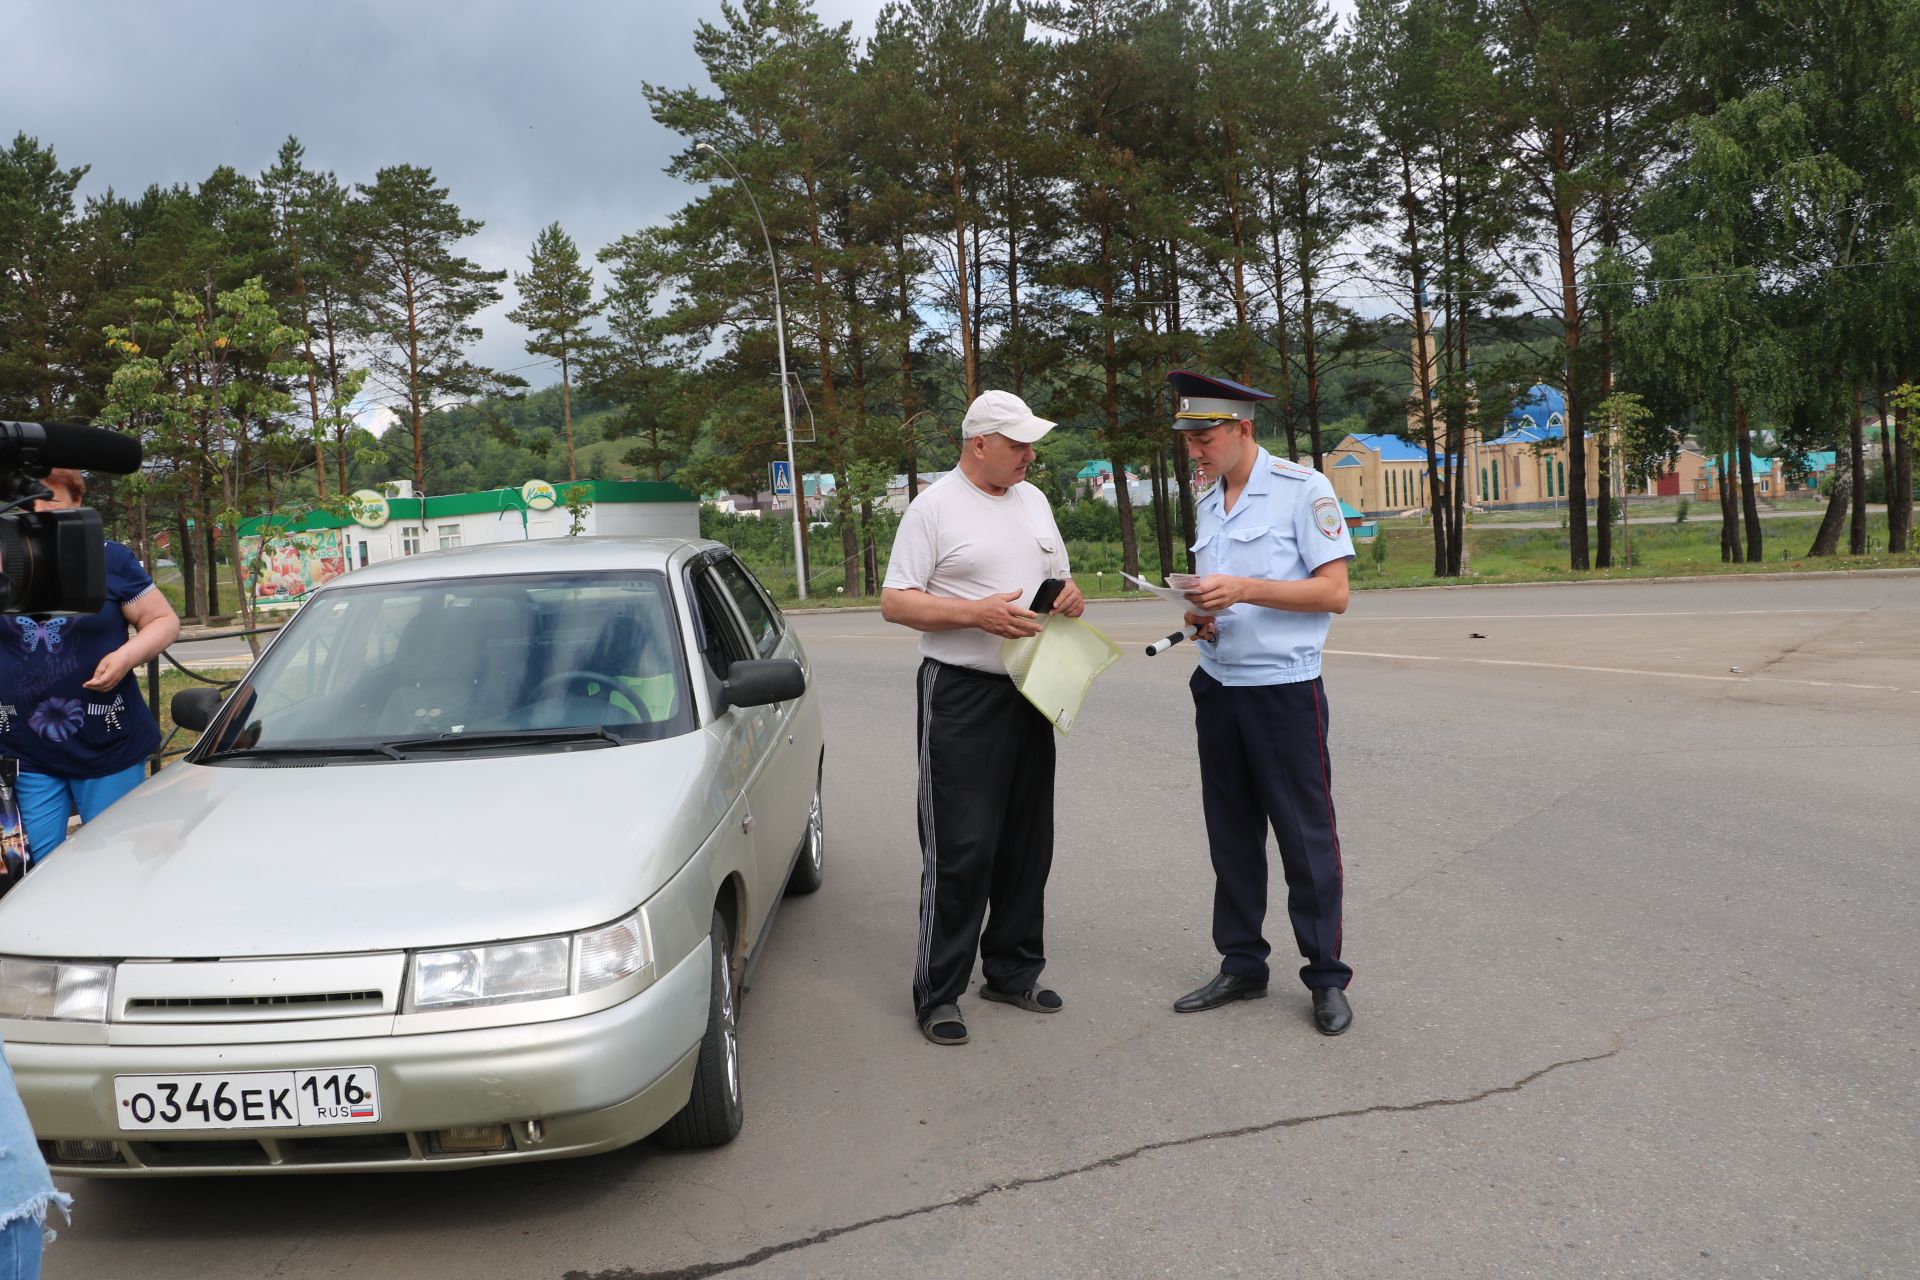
top-left (1001, 615), bottom-right (1123, 734)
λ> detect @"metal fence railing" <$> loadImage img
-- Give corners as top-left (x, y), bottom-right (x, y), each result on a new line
top-left (145, 624), bottom-right (280, 773)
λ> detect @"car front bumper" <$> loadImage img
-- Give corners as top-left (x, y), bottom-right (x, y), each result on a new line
top-left (12, 939), bottom-right (711, 1176)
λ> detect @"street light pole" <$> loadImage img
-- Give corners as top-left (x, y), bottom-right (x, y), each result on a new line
top-left (696, 142), bottom-right (807, 598)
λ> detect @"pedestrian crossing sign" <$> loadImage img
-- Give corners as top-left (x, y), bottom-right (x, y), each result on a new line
top-left (770, 460), bottom-right (794, 497)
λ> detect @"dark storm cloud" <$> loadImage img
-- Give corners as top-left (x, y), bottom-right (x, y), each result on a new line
top-left (1, 0), bottom-right (884, 382)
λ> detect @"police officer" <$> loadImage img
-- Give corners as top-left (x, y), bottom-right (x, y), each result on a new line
top-left (1166, 371), bottom-right (1356, 1035)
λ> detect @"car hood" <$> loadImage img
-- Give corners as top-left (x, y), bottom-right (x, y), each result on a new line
top-left (0, 734), bottom-right (727, 959)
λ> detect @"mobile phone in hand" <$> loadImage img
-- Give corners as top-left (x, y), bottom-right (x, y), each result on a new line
top-left (1028, 577), bottom-right (1065, 614)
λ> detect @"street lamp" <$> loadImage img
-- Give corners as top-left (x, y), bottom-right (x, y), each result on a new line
top-left (696, 141), bottom-right (807, 598)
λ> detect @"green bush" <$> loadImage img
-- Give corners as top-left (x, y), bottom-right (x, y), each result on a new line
top-left (1675, 497), bottom-right (1691, 524)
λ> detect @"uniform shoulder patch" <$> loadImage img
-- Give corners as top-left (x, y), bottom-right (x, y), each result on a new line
top-left (1271, 458), bottom-right (1316, 480)
top-left (1311, 495), bottom-right (1346, 540)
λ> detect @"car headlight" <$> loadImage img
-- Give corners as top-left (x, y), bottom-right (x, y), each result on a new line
top-left (0, 958), bottom-right (113, 1022)
top-left (406, 912), bottom-right (650, 1012)
top-left (574, 914), bottom-right (649, 994)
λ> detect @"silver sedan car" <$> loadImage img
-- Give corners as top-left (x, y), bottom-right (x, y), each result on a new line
top-left (0, 536), bottom-right (826, 1174)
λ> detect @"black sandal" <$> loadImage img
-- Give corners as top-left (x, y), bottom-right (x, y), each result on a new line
top-left (979, 985), bottom-right (1063, 1013)
top-left (919, 1002), bottom-right (968, 1045)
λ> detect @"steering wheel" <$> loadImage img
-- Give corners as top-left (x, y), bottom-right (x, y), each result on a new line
top-left (529, 670), bottom-right (652, 723)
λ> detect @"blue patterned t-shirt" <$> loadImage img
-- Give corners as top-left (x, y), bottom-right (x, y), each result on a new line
top-left (0, 541), bottom-right (163, 777)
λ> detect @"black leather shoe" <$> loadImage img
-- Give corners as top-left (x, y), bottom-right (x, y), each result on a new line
top-left (1312, 987), bottom-right (1353, 1036)
top-left (1173, 972), bottom-right (1268, 1013)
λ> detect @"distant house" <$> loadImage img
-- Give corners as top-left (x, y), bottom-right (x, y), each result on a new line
top-left (1651, 447), bottom-right (1709, 497)
top-left (802, 472), bottom-right (837, 518)
top-left (1341, 500), bottom-right (1377, 541)
top-left (1699, 454), bottom-right (1783, 501)
top-left (708, 490), bottom-right (780, 517)
top-left (1795, 451), bottom-right (1839, 493)
top-left (885, 472), bottom-right (943, 513)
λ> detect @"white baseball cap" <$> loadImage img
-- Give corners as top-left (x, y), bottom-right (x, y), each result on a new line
top-left (960, 390), bottom-right (1055, 444)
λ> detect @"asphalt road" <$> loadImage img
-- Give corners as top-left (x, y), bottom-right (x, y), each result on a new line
top-left (47, 572), bottom-right (1920, 1279)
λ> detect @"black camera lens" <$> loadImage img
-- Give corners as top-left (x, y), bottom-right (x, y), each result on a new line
top-left (0, 508), bottom-right (107, 615)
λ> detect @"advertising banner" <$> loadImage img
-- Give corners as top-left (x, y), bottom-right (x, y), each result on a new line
top-left (242, 528), bottom-right (350, 603)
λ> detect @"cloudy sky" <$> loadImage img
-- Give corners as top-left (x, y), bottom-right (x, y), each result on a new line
top-left (7, 0), bottom-right (1359, 393)
top-left (2, 0), bottom-right (896, 385)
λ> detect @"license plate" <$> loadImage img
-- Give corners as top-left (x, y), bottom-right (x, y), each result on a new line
top-left (113, 1066), bottom-right (381, 1131)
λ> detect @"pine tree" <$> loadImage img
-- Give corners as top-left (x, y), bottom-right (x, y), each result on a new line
top-left (355, 164), bottom-right (505, 492)
top-left (509, 222), bottom-right (602, 481)
top-left (0, 134), bottom-right (88, 418)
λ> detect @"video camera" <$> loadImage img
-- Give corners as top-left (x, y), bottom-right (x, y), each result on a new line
top-left (0, 421), bottom-right (145, 616)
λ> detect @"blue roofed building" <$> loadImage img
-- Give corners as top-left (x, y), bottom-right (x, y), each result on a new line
top-left (1323, 432), bottom-right (1438, 514)
top-left (1338, 381), bottom-right (1628, 513)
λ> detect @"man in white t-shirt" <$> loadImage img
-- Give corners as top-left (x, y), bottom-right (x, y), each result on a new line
top-left (881, 390), bottom-right (1085, 1046)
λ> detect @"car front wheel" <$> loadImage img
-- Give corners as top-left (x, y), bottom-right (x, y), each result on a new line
top-left (657, 909), bottom-right (744, 1149)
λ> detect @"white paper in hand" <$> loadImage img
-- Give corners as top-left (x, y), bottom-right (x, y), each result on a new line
top-left (1120, 570), bottom-right (1218, 616)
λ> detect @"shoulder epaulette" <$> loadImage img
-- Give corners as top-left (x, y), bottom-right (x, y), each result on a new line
top-left (1271, 458), bottom-right (1316, 480)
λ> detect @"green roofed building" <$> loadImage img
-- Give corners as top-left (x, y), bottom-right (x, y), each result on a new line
top-left (236, 479), bottom-right (699, 607)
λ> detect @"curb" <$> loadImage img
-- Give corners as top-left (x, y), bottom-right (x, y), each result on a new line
top-left (781, 565), bottom-right (1920, 616)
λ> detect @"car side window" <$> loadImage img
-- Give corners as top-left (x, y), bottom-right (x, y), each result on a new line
top-left (691, 565), bottom-right (753, 679)
top-left (713, 555), bottom-right (783, 658)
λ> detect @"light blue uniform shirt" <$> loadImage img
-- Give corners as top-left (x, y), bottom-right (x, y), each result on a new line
top-left (1192, 448), bottom-right (1355, 686)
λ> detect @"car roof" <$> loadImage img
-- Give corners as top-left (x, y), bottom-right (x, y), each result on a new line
top-left (314, 536), bottom-right (722, 593)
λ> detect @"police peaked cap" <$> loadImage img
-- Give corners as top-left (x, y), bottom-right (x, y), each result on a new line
top-left (1167, 370), bottom-right (1274, 427)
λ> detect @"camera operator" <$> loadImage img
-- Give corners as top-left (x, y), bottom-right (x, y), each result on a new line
top-left (0, 468), bottom-right (179, 861)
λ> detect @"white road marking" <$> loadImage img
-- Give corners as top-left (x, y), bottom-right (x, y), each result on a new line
top-left (1345, 609), bottom-right (1877, 621)
top-left (1324, 648), bottom-right (1916, 695)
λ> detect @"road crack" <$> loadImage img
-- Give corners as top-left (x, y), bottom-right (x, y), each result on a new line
top-left (563, 1039), bottom-right (1623, 1280)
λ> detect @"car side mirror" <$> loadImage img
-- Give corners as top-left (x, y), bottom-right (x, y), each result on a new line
top-left (171, 687), bottom-right (226, 733)
top-left (719, 659), bottom-right (805, 711)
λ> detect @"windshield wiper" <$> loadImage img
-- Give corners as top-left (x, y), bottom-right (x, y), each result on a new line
top-left (381, 726), bottom-right (624, 753)
top-left (201, 742), bottom-right (406, 763)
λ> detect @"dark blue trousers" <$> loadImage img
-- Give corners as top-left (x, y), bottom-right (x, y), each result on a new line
top-left (1190, 668), bottom-right (1350, 991)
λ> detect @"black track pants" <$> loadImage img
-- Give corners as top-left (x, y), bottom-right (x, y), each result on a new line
top-left (1191, 667), bottom-right (1350, 991)
top-left (912, 658), bottom-right (1056, 1018)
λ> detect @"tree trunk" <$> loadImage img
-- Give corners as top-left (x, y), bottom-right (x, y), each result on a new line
top-left (1595, 434), bottom-right (1614, 568)
top-left (1006, 171), bottom-right (1025, 398)
top-left (1165, 249), bottom-right (1196, 571)
top-left (202, 517), bottom-right (222, 615)
top-left (1296, 166), bottom-right (1325, 473)
top-left (1098, 224), bottom-right (1138, 579)
top-left (561, 351), bottom-right (576, 482)
top-left (969, 208), bottom-right (985, 388)
top-left (1808, 452), bottom-right (1851, 556)
top-left (1849, 385), bottom-right (1868, 554)
top-left (405, 267), bottom-right (425, 493)
top-left (176, 513), bottom-right (197, 622)
top-left (1554, 186), bottom-right (1589, 572)
top-left (1718, 450), bottom-right (1741, 562)
top-left (898, 230), bottom-right (920, 508)
top-left (947, 123), bottom-right (977, 403)
top-left (1892, 372), bottom-right (1913, 553)
top-left (1149, 442), bottom-right (1173, 577)
top-left (1735, 393), bottom-right (1762, 561)
top-left (1875, 369), bottom-right (1892, 522)
top-left (835, 469), bottom-right (858, 594)
top-left (860, 497), bottom-right (879, 596)
top-left (1446, 413), bottom-right (1466, 576)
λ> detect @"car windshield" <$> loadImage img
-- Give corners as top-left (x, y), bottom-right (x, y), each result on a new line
top-left (198, 570), bottom-right (693, 759)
